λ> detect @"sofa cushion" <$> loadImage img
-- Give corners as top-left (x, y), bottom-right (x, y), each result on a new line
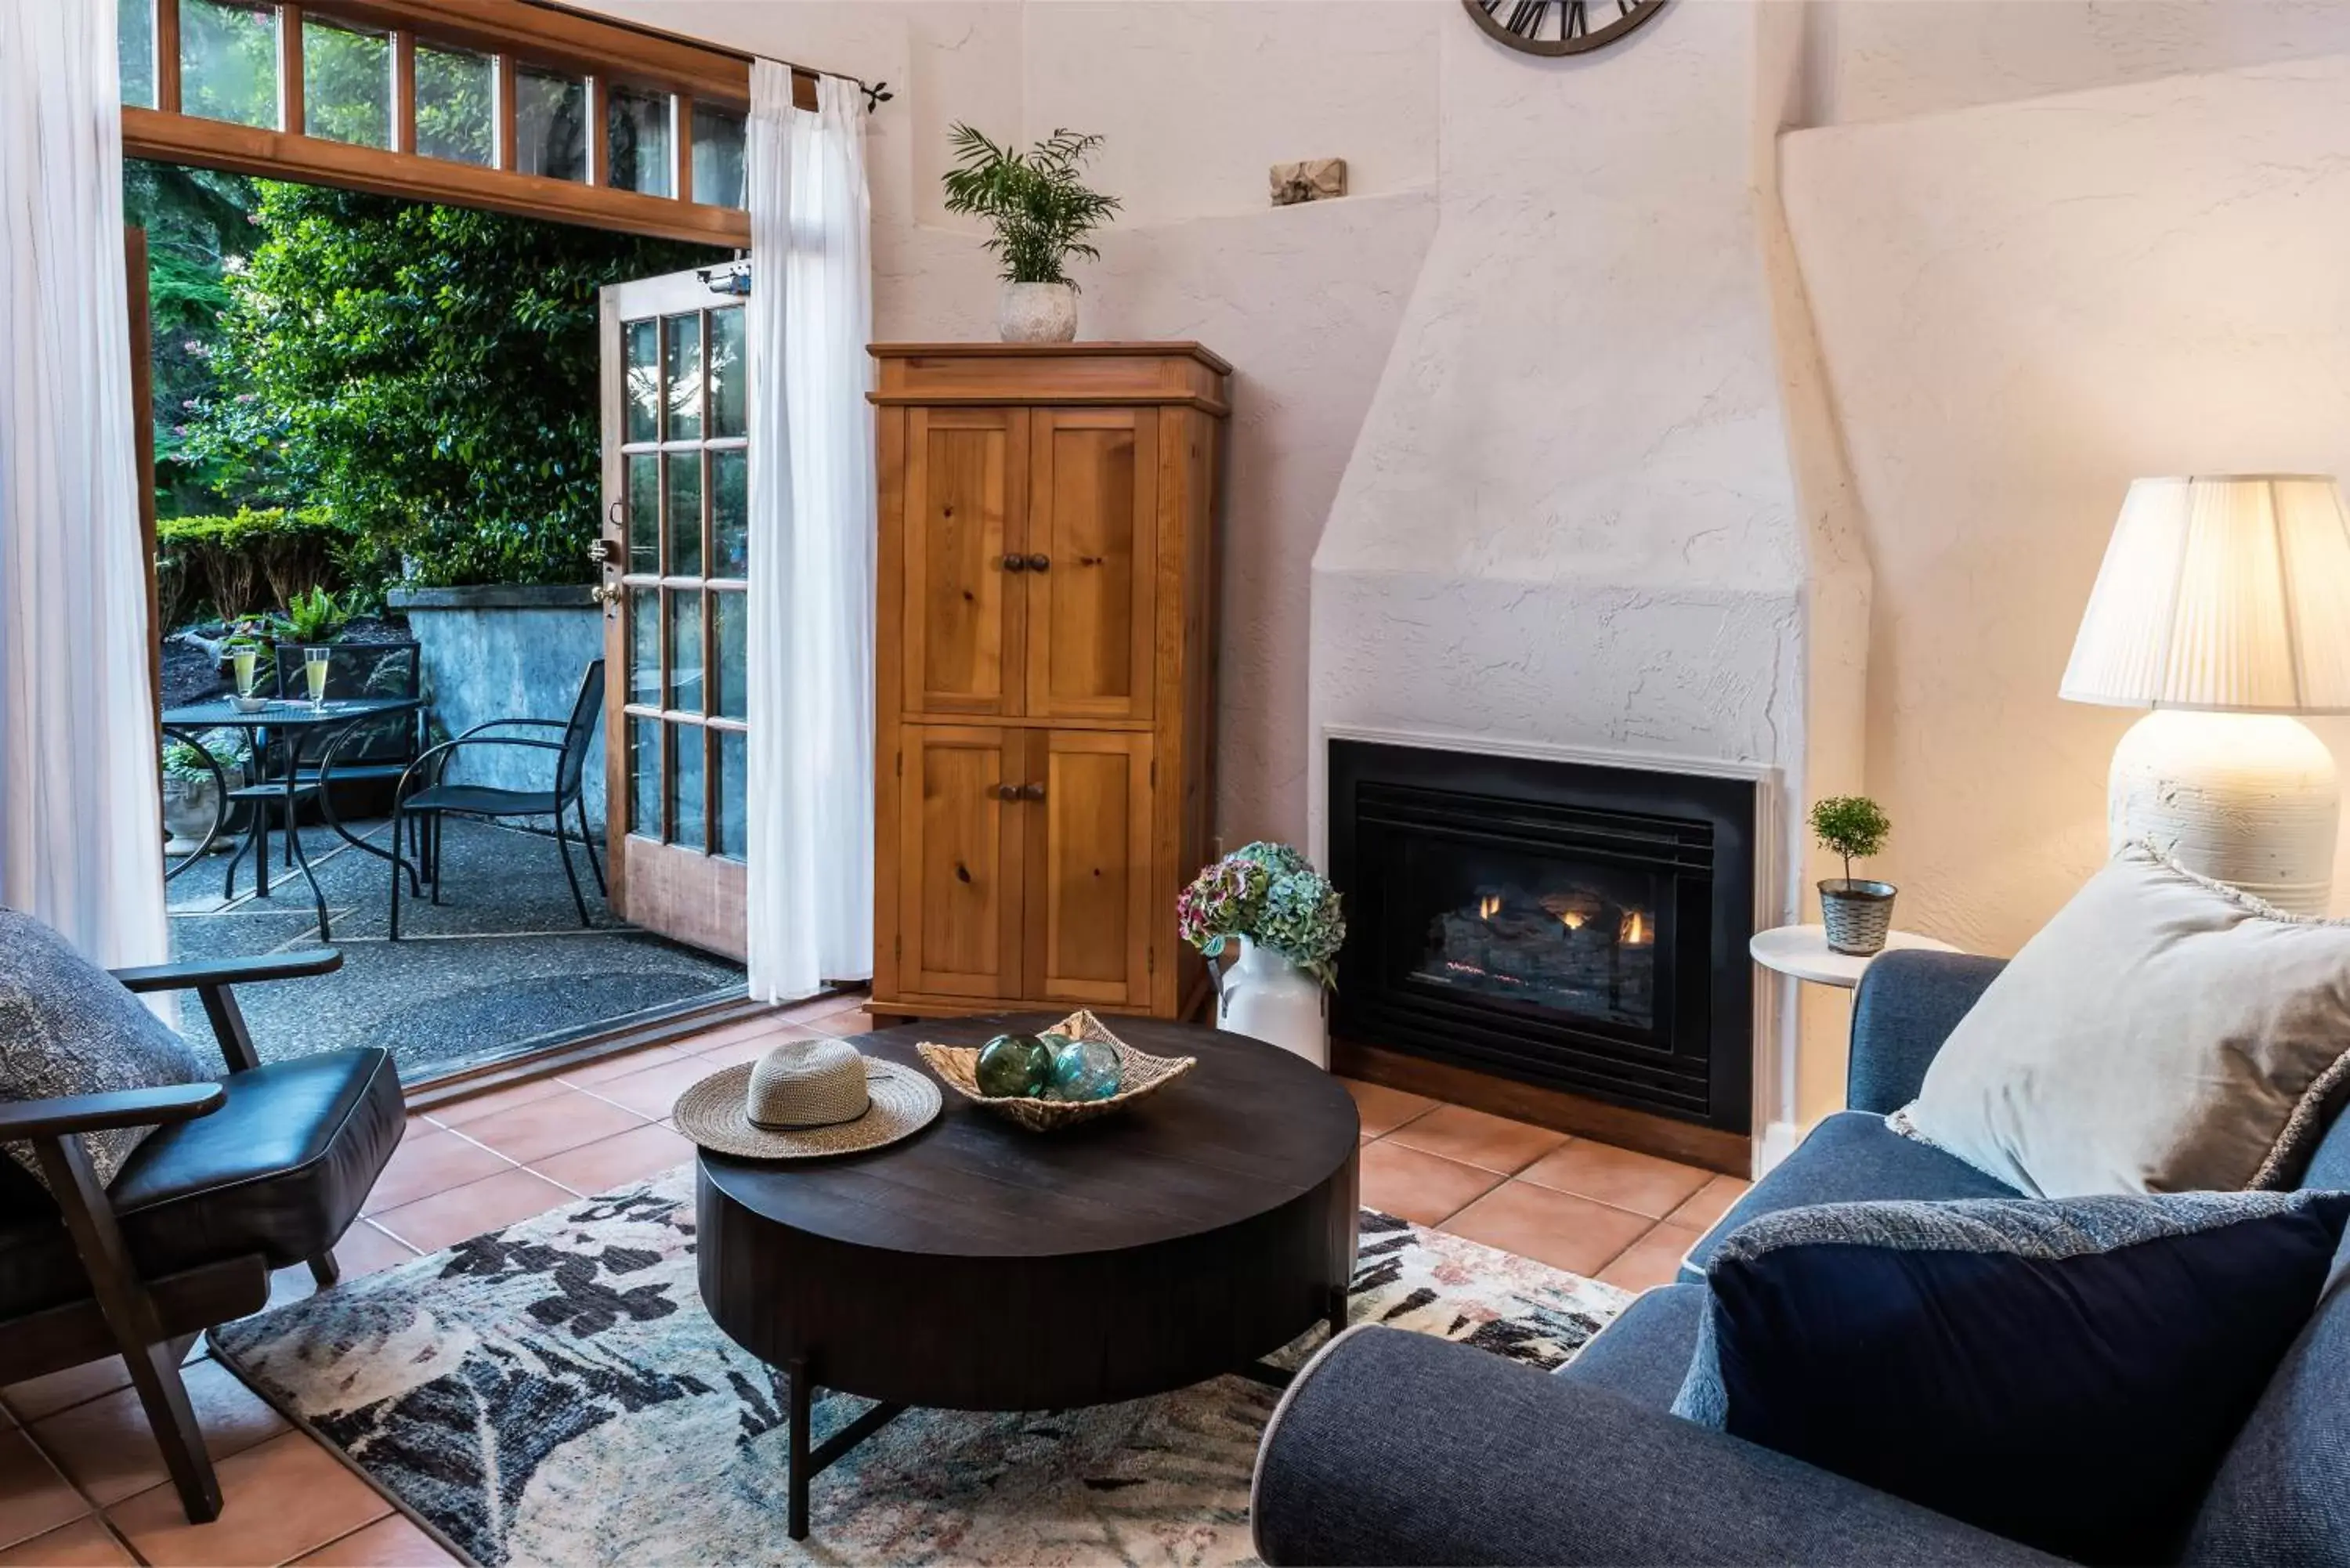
top-left (1674, 1191), bottom-right (2350, 1566)
top-left (0, 911), bottom-right (204, 1190)
top-left (1902, 844), bottom-right (2350, 1197)
top-left (0, 1048), bottom-right (403, 1319)
top-left (1558, 1281), bottom-right (1705, 1410)
top-left (1679, 1111), bottom-right (2019, 1282)
top-left (2182, 1228), bottom-right (2350, 1568)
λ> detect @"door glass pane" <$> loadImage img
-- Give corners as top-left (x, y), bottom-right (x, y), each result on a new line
top-left (414, 44), bottom-right (493, 165)
top-left (692, 104), bottom-right (748, 209)
top-left (302, 19), bottom-right (389, 147)
top-left (622, 319), bottom-right (659, 444)
top-left (627, 589), bottom-right (660, 706)
top-left (665, 451), bottom-right (703, 577)
top-left (670, 724), bottom-right (707, 850)
top-left (717, 728), bottom-right (747, 860)
top-left (516, 67), bottom-right (588, 182)
top-left (708, 308), bottom-right (746, 439)
top-left (663, 313), bottom-right (703, 442)
top-left (710, 450), bottom-right (747, 577)
top-left (628, 717), bottom-right (660, 836)
top-left (180, 0), bottom-right (277, 129)
top-left (119, 0), bottom-right (156, 108)
top-left (625, 453), bottom-right (660, 573)
top-left (606, 87), bottom-right (673, 197)
top-left (713, 591), bottom-right (745, 721)
top-left (668, 591), bottom-right (703, 713)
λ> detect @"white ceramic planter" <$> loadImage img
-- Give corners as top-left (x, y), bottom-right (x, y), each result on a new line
top-left (997, 281), bottom-right (1079, 343)
top-left (1213, 936), bottom-right (1329, 1068)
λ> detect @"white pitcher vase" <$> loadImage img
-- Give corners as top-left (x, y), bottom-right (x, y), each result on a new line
top-left (1213, 937), bottom-right (1328, 1068)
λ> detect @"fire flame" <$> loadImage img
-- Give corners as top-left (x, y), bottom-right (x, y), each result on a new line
top-left (1620, 909), bottom-right (1650, 945)
top-left (1477, 894), bottom-right (1501, 920)
top-left (1558, 910), bottom-right (1585, 930)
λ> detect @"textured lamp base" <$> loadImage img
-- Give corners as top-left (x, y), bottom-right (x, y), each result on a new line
top-left (2108, 710), bottom-right (2340, 915)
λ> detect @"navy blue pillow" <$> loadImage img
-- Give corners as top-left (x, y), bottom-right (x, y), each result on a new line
top-left (1672, 1192), bottom-right (2350, 1566)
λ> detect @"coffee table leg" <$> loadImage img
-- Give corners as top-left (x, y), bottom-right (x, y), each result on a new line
top-left (786, 1357), bottom-right (812, 1541)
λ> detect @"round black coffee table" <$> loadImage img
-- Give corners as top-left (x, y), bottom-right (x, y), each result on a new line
top-left (696, 1013), bottom-right (1361, 1537)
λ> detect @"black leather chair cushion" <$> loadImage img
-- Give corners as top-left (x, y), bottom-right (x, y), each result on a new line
top-left (0, 1048), bottom-right (402, 1320)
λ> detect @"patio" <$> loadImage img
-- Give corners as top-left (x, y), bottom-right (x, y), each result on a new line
top-left (167, 811), bottom-right (746, 1081)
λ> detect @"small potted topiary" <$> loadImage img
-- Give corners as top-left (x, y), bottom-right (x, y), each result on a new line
top-left (1811, 795), bottom-right (1895, 956)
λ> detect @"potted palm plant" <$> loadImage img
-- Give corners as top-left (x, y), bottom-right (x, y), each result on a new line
top-left (941, 124), bottom-right (1122, 343)
top-left (1811, 795), bottom-right (1896, 956)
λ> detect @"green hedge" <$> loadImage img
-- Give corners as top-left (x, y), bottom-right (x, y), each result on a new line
top-left (155, 507), bottom-right (387, 628)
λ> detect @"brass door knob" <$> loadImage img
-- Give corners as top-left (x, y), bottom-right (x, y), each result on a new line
top-left (590, 583), bottom-right (621, 606)
top-left (1025, 553), bottom-right (1050, 573)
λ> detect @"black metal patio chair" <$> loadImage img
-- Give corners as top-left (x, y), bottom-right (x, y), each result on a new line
top-left (387, 659), bottom-right (606, 940)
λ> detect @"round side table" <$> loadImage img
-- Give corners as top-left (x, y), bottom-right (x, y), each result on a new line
top-left (1749, 923), bottom-right (1960, 989)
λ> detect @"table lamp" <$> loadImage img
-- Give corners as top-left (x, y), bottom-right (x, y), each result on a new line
top-left (2062, 475), bottom-right (2350, 914)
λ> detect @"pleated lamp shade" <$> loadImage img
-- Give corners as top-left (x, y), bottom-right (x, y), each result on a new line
top-left (2062, 475), bottom-right (2350, 714)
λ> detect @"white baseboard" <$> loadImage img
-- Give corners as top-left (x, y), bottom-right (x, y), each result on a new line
top-left (1755, 1119), bottom-right (1802, 1177)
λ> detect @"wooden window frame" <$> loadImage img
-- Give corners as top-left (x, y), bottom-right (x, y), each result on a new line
top-left (123, 0), bottom-right (809, 246)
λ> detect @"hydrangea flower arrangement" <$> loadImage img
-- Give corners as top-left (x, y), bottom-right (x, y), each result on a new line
top-left (1177, 841), bottom-right (1347, 987)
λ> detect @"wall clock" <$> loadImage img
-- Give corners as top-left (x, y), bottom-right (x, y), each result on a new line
top-left (1462, 0), bottom-right (1666, 56)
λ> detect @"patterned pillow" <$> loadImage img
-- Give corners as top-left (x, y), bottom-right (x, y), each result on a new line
top-left (0, 910), bottom-right (205, 1190)
top-left (1673, 1192), bottom-right (2350, 1564)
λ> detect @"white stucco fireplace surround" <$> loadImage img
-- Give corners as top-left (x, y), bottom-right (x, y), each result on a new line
top-left (1303, 2), bottom-right (1812, 1176)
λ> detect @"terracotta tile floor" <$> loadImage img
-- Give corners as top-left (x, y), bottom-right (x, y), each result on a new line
top-left (0, 996), bottom-right (1747, 1566)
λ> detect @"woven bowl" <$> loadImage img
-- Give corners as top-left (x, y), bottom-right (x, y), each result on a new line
top-left (917, 1010), bottom-right (1195, 1133)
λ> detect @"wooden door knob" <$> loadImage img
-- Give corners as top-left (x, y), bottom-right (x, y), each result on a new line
top-left (1001, 554), bottom-right (1027, 572)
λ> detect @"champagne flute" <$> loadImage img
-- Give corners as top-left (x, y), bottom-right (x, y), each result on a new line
top-left (304, 647), bottom-right (331, 710)
top-left (231, 646), bottom-right (260, 704)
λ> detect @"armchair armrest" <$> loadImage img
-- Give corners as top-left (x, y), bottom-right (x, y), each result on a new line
top-left (109, 951), bottom-right (342, 993)
top-left (0, 1082), bottom-right (224, 1141)
top-left (1254, 1327), bottom-right (2059, 1567)
top-left (1846, 948), bottom-right (2007, 1114)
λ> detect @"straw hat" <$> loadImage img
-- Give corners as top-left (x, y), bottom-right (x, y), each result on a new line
top-left (674, 1037), bottom-right (939, 1159)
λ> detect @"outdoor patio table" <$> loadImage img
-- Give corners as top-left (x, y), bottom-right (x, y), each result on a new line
top-left (161, 695), bottom-right (421, 941)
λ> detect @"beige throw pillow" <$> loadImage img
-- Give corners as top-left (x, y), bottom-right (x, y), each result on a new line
top-left (1899, 843), bottom-right (2350, 1198)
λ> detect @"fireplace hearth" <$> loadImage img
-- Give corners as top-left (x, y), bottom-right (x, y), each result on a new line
top-left (1328, 741), bottom-right (1755, 1133)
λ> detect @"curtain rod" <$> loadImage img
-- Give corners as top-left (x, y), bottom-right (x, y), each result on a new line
top-left (523, 0), bottom-right (893, 110)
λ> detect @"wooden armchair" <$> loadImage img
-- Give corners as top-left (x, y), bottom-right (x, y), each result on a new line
top-left (0, 950), bottom-right (403, 1523)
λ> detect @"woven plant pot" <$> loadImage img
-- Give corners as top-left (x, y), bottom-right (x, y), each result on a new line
top-left (1820, 878), bottom-right (1897, 956)
top-left (918, 1010), bottom-right (1195, 1133)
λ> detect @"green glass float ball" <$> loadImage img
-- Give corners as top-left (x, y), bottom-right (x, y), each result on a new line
top-left (974, 1033), bottom-right (1054, 1098)
top-left (1046, 1036), bottom-right (1123, 1102)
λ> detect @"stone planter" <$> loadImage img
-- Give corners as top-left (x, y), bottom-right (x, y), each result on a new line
top-left (387, 584), bottom-right (606, 831)
top-left (997, 281), bottom-right (1079, 343)
top-left (161, 771), bottom-right (232, 854)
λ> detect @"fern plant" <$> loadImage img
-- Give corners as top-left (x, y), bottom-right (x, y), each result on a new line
top-left (941, 125), bottom-right (1122, 289)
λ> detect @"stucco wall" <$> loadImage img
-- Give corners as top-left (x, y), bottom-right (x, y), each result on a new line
top-left (1784, 52), bottom-right (2350, 1007)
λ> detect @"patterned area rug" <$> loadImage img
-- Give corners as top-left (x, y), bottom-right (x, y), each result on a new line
top-left (213, 1165), bottom-right (1630, 1567)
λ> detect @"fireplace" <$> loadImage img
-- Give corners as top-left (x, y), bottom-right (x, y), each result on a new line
top-left (1327, 741), bottom-right (1755, 1133)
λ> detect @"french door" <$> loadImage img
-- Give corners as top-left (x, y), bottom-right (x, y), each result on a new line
top-left (598, 268), bottom-right (749, 959)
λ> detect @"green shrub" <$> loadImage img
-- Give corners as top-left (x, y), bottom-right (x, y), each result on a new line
top-left (157, 507), bottom-right (351, 623)
top-left (1810, 796), bottom-right (1892, 883)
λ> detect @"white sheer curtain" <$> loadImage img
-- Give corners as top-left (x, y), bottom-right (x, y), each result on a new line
top-left (743, 66), bottom-right (876, 1001)
top-left (0, 0), bottom-right (169, 969)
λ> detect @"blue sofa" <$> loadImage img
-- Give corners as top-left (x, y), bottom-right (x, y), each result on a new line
top-left (1253, 950), bottom-right (2350, 1566)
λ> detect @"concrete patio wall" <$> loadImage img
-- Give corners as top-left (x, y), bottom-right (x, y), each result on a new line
top-left (388, 586), bottom-right (607, 832)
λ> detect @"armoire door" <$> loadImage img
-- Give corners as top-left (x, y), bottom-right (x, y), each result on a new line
top-left (1024, 728), bottom-right (1155, 1007)
top-left (902, 406), bottom-right (1028, 717)
top-left (1024, 408), bottom-right (1159, 722)
top-left (898, 725), bottom-right (1026, 997)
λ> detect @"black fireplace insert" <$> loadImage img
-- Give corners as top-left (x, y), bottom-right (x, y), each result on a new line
top-left (1327, 740), bottom-right (1755, 1133)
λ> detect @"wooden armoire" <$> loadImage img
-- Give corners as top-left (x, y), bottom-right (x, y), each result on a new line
top-left (870, 343), bottom-right (1229, 1022)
